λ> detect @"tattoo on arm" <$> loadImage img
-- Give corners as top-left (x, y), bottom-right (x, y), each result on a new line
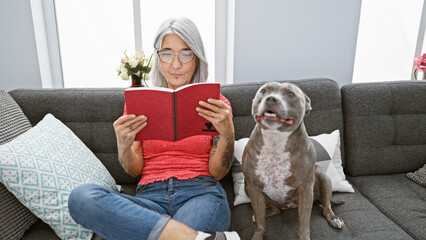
top-left (212, 136), bottom-right (220, 148)
top-left (220, 135), bottom-right (235, 168)
top-left (210, 136), bottom-right (219, 156)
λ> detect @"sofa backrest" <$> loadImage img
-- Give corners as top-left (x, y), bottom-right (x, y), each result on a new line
top-left (341, 81), bottom-right (426, 176)
top-left (8, 78), bottom-right (344, 183)
top-left (8, 88), bottom-right (138, 184)
top-left (221, 78), bottom-right (344, 160)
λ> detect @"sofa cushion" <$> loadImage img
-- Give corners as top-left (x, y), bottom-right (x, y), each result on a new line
top-left (0, 90), bottom-right (39, 240)
top-left (21, 219), bottom-right (60, 240)
top-left (231, 187), bottom-right (413, 239)
top-left (341, 81), bottom-right (426, 176)
top-left (349, 174), bottom-right (426, 239)
top-left (0, 114), bottom-right (120, 239)
top-left (8, 88), bottom-right (140, 185)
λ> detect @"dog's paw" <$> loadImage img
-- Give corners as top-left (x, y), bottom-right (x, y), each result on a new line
top-left (328, 216), bottom-right (344, 229)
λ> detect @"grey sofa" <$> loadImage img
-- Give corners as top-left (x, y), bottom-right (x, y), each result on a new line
top-left (5, 78), bottom-right (426, 240)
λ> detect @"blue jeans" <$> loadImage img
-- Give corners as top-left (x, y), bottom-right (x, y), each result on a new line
top-left (68, 176), bottom-right (230, 240)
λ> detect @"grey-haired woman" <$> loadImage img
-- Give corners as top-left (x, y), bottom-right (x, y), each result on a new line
top-left (68, 17), bottom-right (240, 240)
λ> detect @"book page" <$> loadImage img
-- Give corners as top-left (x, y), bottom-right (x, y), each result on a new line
top-left (125, 86), bottom-right (174, 93)
top-left (175, 83), bottom-right (220, 140)
top-left (124, 88), bottom-right (174, 141)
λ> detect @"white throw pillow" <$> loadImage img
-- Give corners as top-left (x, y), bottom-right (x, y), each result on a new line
top-left (231, 138), bottom-right (250, 206)
top-left (231, 130), bottom-right (354, 206)
top-left (0, 114), bottom-right (121, 239)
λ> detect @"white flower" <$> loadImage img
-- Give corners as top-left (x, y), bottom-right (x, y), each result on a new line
top-left (116, 63), bottom-right (124, 73)
top-left (142, 74), bottom-right (150, 80)
top-left (119, 71), bottom-right (129, 80)
top-left (129, 56), bottom-right (138, 68)
top-left (117, 49), bottom-right (152, 81)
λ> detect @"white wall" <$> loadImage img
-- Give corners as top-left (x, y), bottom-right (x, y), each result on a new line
top-left (233, 0), bottom-right (362, 86)
top-left (0, 0), bottom-right (42, 91)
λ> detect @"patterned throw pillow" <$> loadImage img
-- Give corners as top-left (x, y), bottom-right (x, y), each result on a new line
top-left (0, 90), bottom-right (39, 240)
top-left (0, 113), bottom-right (121, 239)
top-left (231, 130), bottom-right (354, 206)
top-left (310, 130), bottom-right (354, 193)
top-left (407, 163), bottom-right (426, 187)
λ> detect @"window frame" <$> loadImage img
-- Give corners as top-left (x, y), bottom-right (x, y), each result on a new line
top-left (30, 0), bottom-right (63, 88)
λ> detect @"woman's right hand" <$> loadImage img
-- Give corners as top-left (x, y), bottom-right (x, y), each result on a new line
top-left (113, 114), bottom-right (147, 153)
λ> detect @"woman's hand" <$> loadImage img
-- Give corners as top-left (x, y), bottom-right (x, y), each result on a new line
top-left (197, 98), bottom-right (235, 180)
top-left (113, 114), bottom-right (147, 177)
top-left (113, 114), bottom-right (147, 153)
top-left (196, 98), bottom-right (234, 137)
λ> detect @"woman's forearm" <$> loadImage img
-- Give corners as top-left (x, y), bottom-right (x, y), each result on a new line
top-left (208, 134), bottom-right (235, 180)
top-left (118, 141), bottom-right (144, 177)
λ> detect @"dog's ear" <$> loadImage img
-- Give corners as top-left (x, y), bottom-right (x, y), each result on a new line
top-left (305, 94), bottom-right (312, 116)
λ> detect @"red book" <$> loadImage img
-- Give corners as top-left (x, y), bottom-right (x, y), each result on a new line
top-left (124, 82), bottom-right (220, 141)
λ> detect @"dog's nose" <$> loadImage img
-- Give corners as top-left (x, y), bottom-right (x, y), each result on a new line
top-left (266, 96), bottom-right (278, 104)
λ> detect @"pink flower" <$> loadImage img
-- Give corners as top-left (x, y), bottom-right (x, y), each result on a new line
top-left (414, 53), bottom-right (426, 72)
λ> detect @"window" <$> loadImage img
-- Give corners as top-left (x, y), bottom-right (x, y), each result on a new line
top-left (54, 0), bottom-right (215, 88)
top-left (55, 0), bottom-right (134, 88)
top-left (353, 0), bottom-right (424, 83)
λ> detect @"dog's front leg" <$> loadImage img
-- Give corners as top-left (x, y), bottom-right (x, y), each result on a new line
top-left (297, 184), bottom-right (314, 240)
top-left (314, 167), bottom-right (344, 229)
top-left (246, 184), bottom-right (266, 240)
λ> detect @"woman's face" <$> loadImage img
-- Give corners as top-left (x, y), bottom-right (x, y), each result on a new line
top-left (159, 34), bottom-right (197, 90)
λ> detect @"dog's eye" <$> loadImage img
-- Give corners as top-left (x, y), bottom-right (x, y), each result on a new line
top-left (260, 88), bottom-right (267, 94)
top-left (288, 92), bottom-right (295, 98)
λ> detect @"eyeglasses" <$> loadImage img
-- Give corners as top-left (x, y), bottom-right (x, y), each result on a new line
top-left (157, 49), bottom-right (195, 63)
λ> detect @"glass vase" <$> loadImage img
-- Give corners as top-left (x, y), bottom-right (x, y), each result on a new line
top-left (131, 74), bottom-right (142, 87)
top-left (412, 68), bottom-right (426, 80)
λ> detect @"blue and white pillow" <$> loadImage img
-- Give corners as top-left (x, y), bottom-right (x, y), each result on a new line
top-left (0, 114), bottom-right (120, 239)
top-left (232, 130), bottom-right (354, 206)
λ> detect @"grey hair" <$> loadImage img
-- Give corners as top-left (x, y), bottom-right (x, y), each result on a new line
top-left (151, 17), bottom-right (209, 87)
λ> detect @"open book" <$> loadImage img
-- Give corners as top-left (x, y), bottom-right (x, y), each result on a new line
top-left (124, 82), bottom-right (220, 141)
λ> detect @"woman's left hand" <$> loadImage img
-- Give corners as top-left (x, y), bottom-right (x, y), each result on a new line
top-left (196, 98), bottom-right (234, 137)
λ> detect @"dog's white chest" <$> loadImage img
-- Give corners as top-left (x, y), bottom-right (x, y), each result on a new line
top-left (255, 130), bottom-right (293, 202)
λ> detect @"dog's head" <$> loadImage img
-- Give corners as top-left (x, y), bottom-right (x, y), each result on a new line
top-left (252, 82), bottom-right (312, 131)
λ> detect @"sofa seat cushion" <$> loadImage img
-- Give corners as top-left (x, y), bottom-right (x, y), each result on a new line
top-left (349, 174), bottom-right (426, 239)
top-left (21, 219), bottom-right (60, 240)
top-left (230, 187), bottom-right (413, 239)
